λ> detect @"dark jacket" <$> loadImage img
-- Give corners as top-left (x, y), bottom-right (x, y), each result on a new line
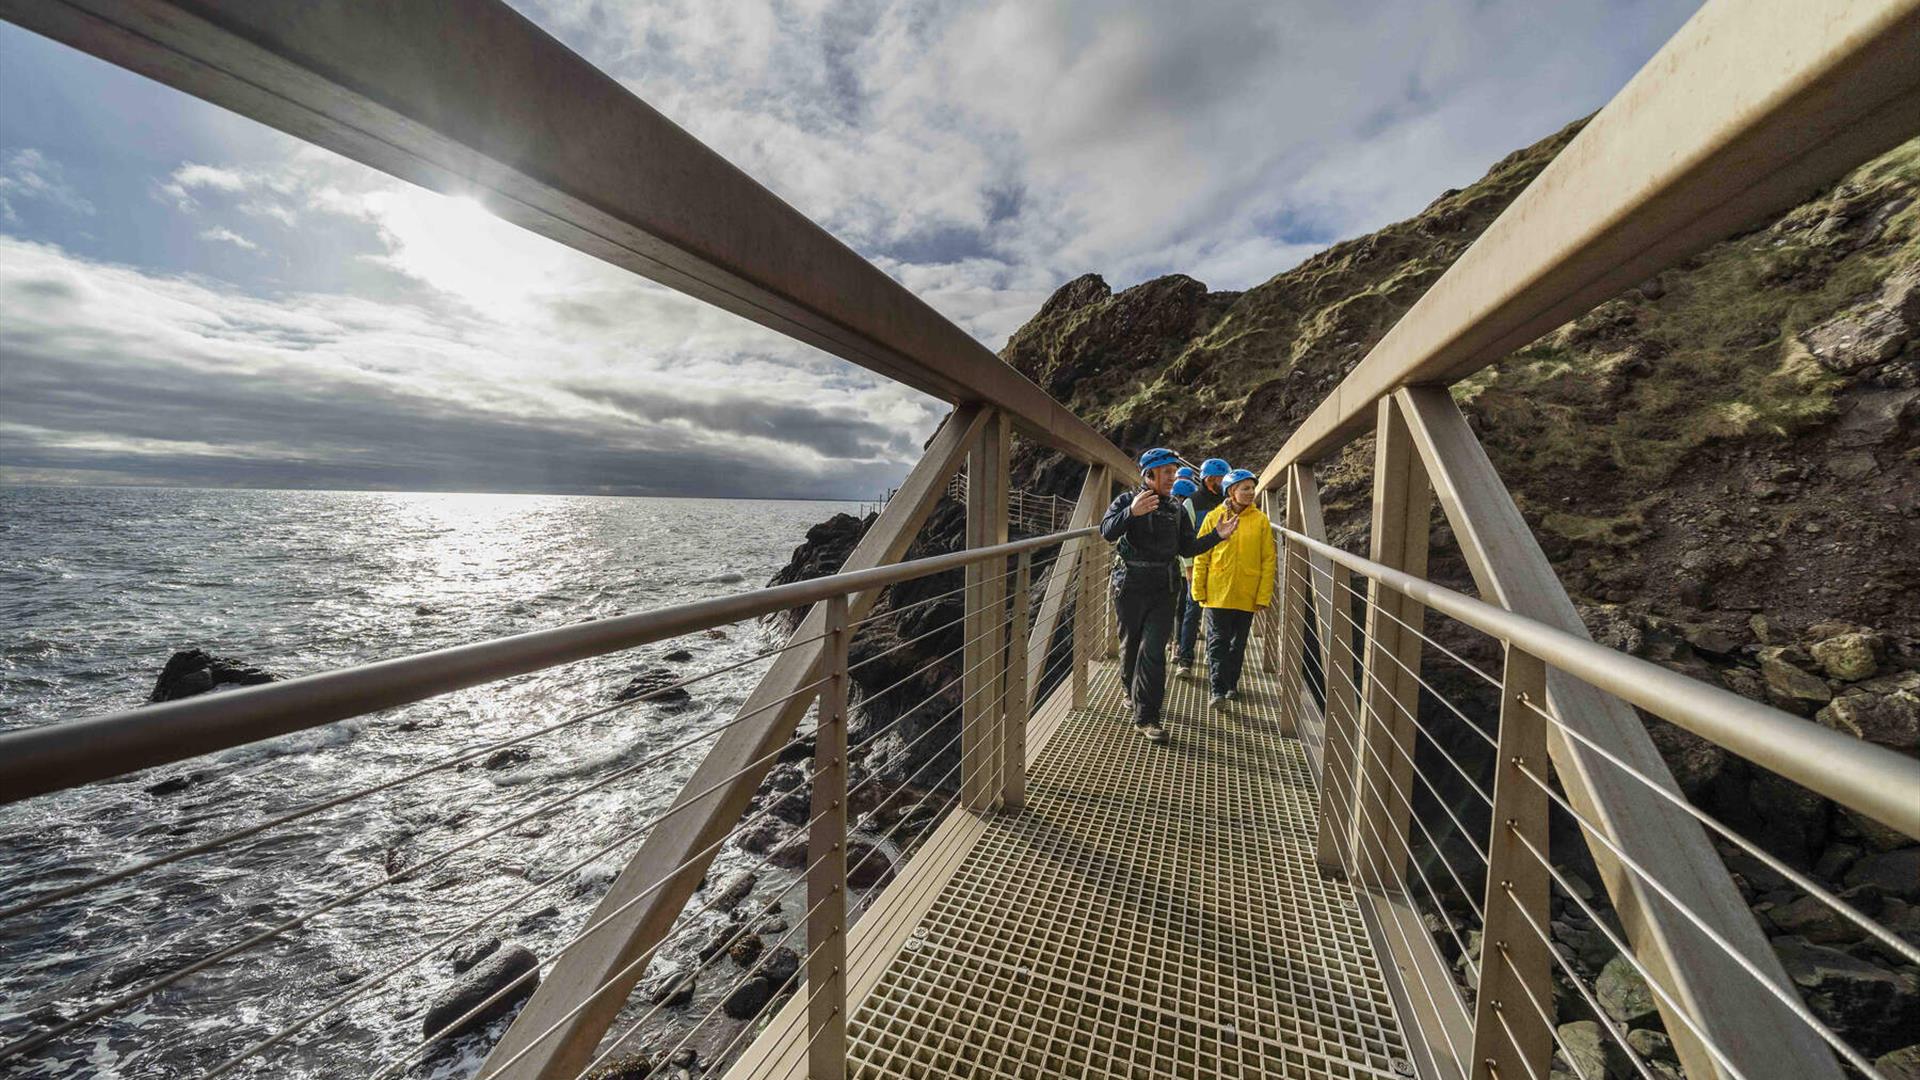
top-left (1187, 483), bottom-right (1224, 527)
top-left (1100, 489), bottom-right (1225, 593)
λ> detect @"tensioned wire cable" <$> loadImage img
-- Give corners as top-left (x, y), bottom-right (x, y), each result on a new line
top-left (368, 651), bottom-right (1010, 1079)
top-left (211, 654), bottom-right (996, 1078)
top-left (1260, 643), bottom-right (1473, 1080)
top-left (0, 666), bottom-right (832, 1067)
top-left (591, 739), bottom-right (979, 1080)
top-left (1276, 602), bottom-right (1644, 1080)
top-left (0, 629), bottom-right (825, 923)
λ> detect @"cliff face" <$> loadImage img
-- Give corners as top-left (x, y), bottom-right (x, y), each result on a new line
top-left (1005, 117), bottom-right (1920, 670)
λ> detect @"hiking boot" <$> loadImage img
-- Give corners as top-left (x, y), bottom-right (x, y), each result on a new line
top-left (1210, 694), bottom-right (1229, 712)
top-left (1174, 657), bottom-right (1192, 676)
top-left (1139, 722), bottom-right (1169, 744)
top-left (1225, 689), bottom-right (1241, 702)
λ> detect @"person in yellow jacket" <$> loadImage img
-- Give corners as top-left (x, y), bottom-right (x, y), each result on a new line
top-left (1191, 469), bottom-right (1275, 709)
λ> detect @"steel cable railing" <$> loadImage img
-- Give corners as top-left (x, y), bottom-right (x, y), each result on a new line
top-left (0, 632), bottom-right (820, 925)
top-left (2, 521), bottom-right (1096, 1080)
top-left (1286, 622), bottom-right (1671, 1080)
top-left (237, 594), bottom-right (1018, 1077)
top-left (1273, 526), bottom-right (1920, 1080)
top-left (0, 665), bottom-right (834, 1068)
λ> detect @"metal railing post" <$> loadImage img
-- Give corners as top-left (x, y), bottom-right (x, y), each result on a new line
top-left (1354, 397), bottom-right (1432, 891)
top-left (1261, 489), bottom-right (1284, 674)
top-left (1470, 645), bottom-right (1550, 1080)
top-left (963, 412), bottom-right (1009, 814)
top-left (806, 595), bottom-right (850, 1080)
top-left (1000, 550), bottom-right (1031, 810)
top-left (1315, 551), bottom-right (1363, 876)
top-left (1072, 538), bottom-right (1093, 709)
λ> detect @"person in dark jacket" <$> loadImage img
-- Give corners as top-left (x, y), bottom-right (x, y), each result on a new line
top-left (1100, 447), bottom-right (1239, 743)
top-left (1175, 458), bottom-right (1230, 673)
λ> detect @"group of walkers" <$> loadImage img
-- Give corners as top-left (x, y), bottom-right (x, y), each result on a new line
top-left (1098, 448), bottom-right (1276, 744)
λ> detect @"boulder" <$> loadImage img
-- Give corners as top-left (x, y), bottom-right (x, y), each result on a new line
top-left (143, 774), bottom-right (198, 797)
top-left (722, 976), bottom-right (776, 1019)
top-left (1773, 935), bottom-right (1920, 1053)
top-left (1758, 647), bottom-right (1831, 715)
top-left (735, 819), bottom-right (788, 854)
top-left (482, 747), bottom-right (532, 770)
top-left (1845, 849), bottom-right (1920, 901)
top-left (1816, 674), bottom-right (1920, 750)
top-left (847, 841), bottom-right (898, 891)
top-left (729, 934), bottom-right (765, 967)
top-left (1803, 304), bottom-right (1911, 374)
top-left (761, 945), bottom-right (802, 989)
top-left (1878, 1044), bottom-right (1920, 1080)
top-left (662, 648), bottom-right (695, 662)
top-left (614, 667), bottom-right (693, 707)
top-left (1768, 894), bottom-right (1857, 945)
top-left (1809, 631), bottom-right (1883, 682)
top-left (448, 936), bottom-right (501, 974)
top-left (1595, 954), bottom-right (1659, 1027)
top-left (149, 648), bottom-right (279, 703)
top-left (709, 872), bottom-right (758, 912)
top-left (422, 943), bottom-right (539, 1042)
top-left (1554, 1020), bottom-right (1632, 1080)
top-left (642, 960), bottom-right (696, 1007)
top-left (1839, 806), bottom-right (1914, 853)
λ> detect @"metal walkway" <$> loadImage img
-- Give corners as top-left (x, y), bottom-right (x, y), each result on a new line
top-left (735, 648), bottom-right (1412, 1080)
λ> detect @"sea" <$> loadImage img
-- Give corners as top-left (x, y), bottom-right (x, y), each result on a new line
top-left (0, 485), bottom-right (862, 1078)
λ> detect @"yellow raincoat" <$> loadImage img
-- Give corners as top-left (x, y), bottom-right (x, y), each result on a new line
top-left (1191, 502), bottom-right (1275, 612)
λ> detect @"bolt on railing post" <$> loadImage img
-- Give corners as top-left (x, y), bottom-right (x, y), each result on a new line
top-left (1000, 550), bottom-right (1031, 810)
top-left (807, 594), bottom-right (850, 1080)
top-left (1470, 645), bottom-right (1551, 1080)
top-left (1072, 540), bottom-right (1093, 709)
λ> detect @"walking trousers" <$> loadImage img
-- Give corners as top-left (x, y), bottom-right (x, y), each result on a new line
top-left (1176, 586), bottom-right (1202, 661)
top-left (1114, 576), bottom-right (1176, 727)
top-left (1207, 607), bottom-right (1256, 697)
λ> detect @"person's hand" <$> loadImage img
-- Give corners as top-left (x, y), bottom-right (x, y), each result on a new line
top-left (1215, 512), bottom-right (1241, 539)
top-left (1129, 489), bottom-right (1159, 517)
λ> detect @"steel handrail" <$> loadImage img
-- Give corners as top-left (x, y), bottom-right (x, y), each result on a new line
top-left (1274, 524), bottom-right (1920, 840)
top-left (0, 525), bottom-right (1096, 804)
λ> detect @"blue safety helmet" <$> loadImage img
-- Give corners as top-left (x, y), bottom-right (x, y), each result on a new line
top-left (1175, 466), bottom-right (1197, 482)
top-left (1172, 478), bottom-right (1198, 498)
top-left (1137, 447), bottom-right (1181, 472)
top-left (1200, 458), bottom-right (1230, 478)
top-left (1224, 468), bottom-right (1258, 492)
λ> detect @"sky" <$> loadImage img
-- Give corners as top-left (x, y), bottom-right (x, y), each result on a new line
top-left (0, 0), bottom-right (1702, 499)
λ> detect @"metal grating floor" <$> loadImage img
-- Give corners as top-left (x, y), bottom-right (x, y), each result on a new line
top-left (842, 648), bottom-right (1412, 1079)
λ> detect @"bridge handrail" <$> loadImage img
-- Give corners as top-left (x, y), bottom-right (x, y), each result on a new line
top-left (0, 523), bottom-right (1095, 805)
top-left (1275, 523), bottom-right (1920, 841)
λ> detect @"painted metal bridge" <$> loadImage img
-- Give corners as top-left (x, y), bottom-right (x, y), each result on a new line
top-left (3, 3), bottom-right (1920, 1080)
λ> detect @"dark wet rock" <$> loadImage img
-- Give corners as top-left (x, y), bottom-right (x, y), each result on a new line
top-left (761, 945), bottom-right (801, 989)
top-left (1773, 935), bottom-right (1920, 1053)
top-left (614, 666), bottom-right (693, 707)
top-left (729, 934), bottom-right (765, 967)
top-left (149, 648), bottom-right (280, 703)
top-left (641, 960), bottom-right (696, 1007)
top-left (422, 943), bottom-right (538, 1042)
top-left (710, 872), bottom-right (757, 912)
top-left (698, 922), bottom-right (746, 963)
top-left (414, 604), bottom-right (438, 616)
top-left (482, 747), bottom-right (531, 770)
top-left (722, 975), bottom-right (776, 1020)
top-left (143, 773), bottom-right (198, 797)
top-left (735, 818), bottom-right (789, 854)
top-left (516, 904), bottom-right (560, 930)
top-left (769, 837), bottom-right (810, 869)
top-left (448, 936), bottom-right (501, 973)
top-left (670, 1047), bottom-right (699, 1069)
top-left (755, 915), bottom-right (790, 935)
top-left (582, 1052), bottom-right (654, 1080)
top-left (847, 841), bottom-right (897, 891)
top-left (663, 648), bottom-right (695, 662)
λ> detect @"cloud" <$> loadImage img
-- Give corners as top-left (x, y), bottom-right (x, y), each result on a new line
top-left (0, 148), bottom-right (95, 222)
top-left (198, 225), bottom-right (258, 250)
top-left (0, 234), bottom-right (939, 497)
